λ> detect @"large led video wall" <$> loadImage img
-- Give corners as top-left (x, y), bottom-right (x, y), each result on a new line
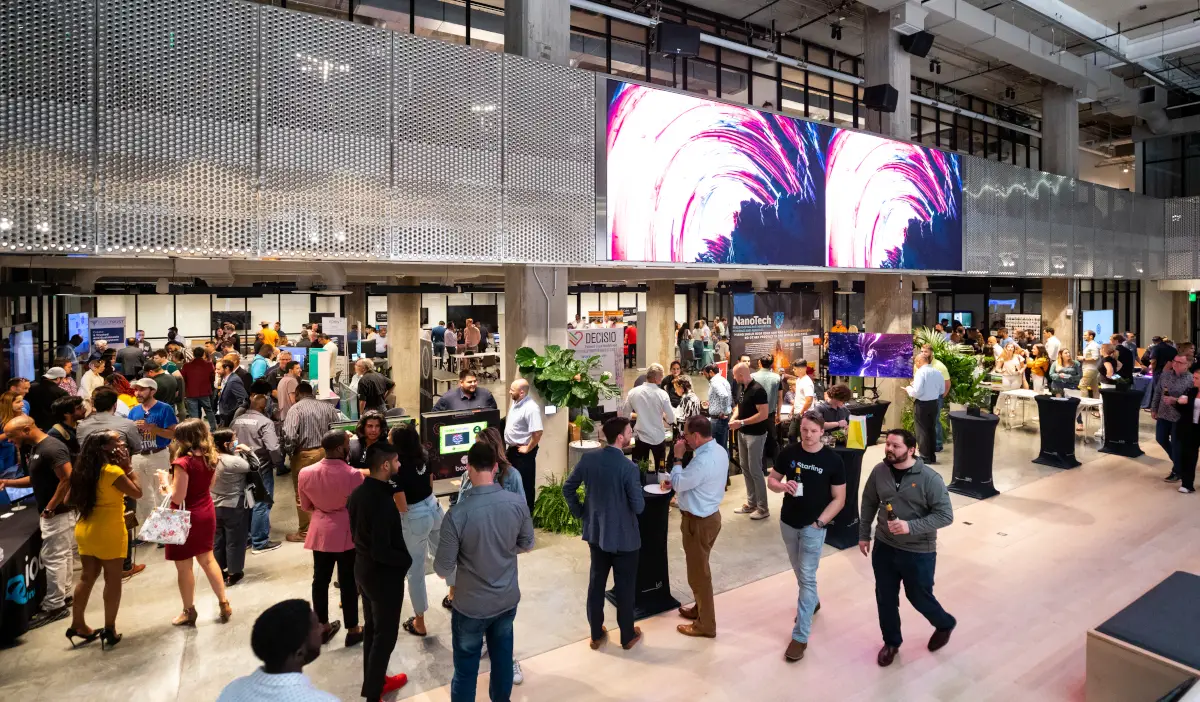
top-left (604, 80), bottom-right (964, 271)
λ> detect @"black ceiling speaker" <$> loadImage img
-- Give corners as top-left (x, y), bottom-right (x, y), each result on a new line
top-left (900, 30), bottom-right (935, 58)
top-left (863, 83), bottom-right (899, 112)
top-left (655, 22), bottom-right (701, 57)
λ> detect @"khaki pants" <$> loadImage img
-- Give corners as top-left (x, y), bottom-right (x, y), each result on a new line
top-left (291, 448), bottom-right (324, 534)
top-left (681, 510), bottom-right (722, 636)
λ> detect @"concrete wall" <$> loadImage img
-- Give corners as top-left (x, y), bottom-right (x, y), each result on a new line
top-left (1142, 283), bottom-right (1176, 341)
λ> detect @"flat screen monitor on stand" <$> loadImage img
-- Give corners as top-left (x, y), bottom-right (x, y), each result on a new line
top-left (420, 408), bottom-right (503, 481)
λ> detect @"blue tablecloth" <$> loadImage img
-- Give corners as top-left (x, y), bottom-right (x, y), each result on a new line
top-left (1133, 374), bottom-right (1151, 394)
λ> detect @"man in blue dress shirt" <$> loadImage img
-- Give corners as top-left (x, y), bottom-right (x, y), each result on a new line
top-left (670, 415), bottom-right (729, 638)
top-left (564, 416), bottom-right (645, 650)
top-left (905, 352), bottom-right (944, 465)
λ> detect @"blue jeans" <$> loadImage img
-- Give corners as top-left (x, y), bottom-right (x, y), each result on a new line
top-left (185, 396), bottom-right (217, 431)
top-left (710, 416), bottom-right (729, 451)
top-left (400, 495), bottom-right (442, 615)
top-left (872, 540), bottom-right (956, 647)
top-left (935, 395), bottom-right (944, 451)
top-left (451, 607), bottom-right (516, 702)
top-left (250, 464), bottom-right (275, 548)
top-left (1157, 418), bottom-right (1175, 463)
top-left (781, 523), bottom-right (825, 643)
top-left (433, 341), bottom-right (445, 365)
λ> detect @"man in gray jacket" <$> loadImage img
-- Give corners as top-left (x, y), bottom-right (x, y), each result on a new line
top-left (564, 416), bottom-right (645, 651)
top-left (858, 428), bottom-right (955, 668)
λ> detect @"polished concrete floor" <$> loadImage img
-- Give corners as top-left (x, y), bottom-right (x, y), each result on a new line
top-left (0, 374), bottom-right (1167, 700)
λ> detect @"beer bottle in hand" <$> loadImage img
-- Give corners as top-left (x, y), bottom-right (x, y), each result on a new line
top-left (886, 503), bottom-right (897, 521)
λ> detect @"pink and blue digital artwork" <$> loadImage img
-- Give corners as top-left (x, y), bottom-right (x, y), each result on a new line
top-left (605, 81), bottom-right (963, 270)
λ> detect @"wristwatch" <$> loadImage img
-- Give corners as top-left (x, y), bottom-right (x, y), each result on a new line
top-left (815, 519), bottom-right (827, 529)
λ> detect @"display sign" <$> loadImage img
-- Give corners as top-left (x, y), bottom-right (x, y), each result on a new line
top-left (211, 311), bottom-right (250, 334)
top-left (420, 337), bottom-right (434, 415)
top-left (1082, 310), bottom-right (1114, 348)
top-left (439, 419), bottom-right (489, 454)
top-left (566, 327), bottom-right (623, 411)
top-left (827, 332), bottom-right (914, 379)
top-left (308, 347), bottom-right (333, 399)
top-left (68, 313), bottom-right (89, 354)
top-left (728, 292), bottom-right (820, 371)
top-left (375, 311), bottom-right (387, 324)
top-left (90, 317), bottom-right (126, 348)
top-left (605, 80), bottom-right (963, 270)
top-left (323, 317), bottom-right (347, 376)
top-left (421, 408), bottom-right (502, 481)
top-left (1004, 314), bottom-right (1042, 336)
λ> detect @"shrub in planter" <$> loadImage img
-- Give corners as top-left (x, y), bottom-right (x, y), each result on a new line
top-left (532, 473), bottom-right (585, 535)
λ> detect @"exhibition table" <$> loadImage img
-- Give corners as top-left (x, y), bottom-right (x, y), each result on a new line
top-left (1132, 374), bottom-right (1152, 396)
top-left (1086, 571), bottom-right (1200, 702)
top-left (846, 401), bottom-right (891, 446)
top-left (997, 389), bottom-right (1041, 430)
top-left (0, 503), bottom-right (45, 643)
top-left (606, 486), bottom-right (679, 620)
top-left (1032, 395), bottom-right (1081, 468)
top-left (947, 411), bottom-right (1000, 499)
top-left (1099, 388), bottom-right (1145, 458)
top-left (824, 446), bottom-right (864, 550)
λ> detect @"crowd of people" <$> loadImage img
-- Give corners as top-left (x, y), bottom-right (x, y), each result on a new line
top-left (3, 311), bottom-right (1195, 701)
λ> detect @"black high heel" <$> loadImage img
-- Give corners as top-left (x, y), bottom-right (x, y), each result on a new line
top-left (65, 627), bottom-right (102, 648)
top-left (100, 628), bottom-right (122, 650)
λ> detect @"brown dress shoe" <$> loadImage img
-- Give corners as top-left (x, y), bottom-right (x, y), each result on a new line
top-left (877, 645), bottom-right (899, 667)
top-left (590, 626), bottom-right (607, 650)
top-left (678, 605), bottom-right (699, 620)
top-left (784, 640), bottom-right (807, 661)
top-left (677, 624), bottom-right (715, 638)
top-left (285, 532), bottom-right (307, 543)
top-left (928, 628), bottom-right (953, 652)
top-left (122, 563), bottom-right (146, 578)
top-left (622, 627), bottom-right (643, 650)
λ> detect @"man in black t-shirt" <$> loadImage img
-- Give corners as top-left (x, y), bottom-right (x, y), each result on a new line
top-left (0, 416), bottom-right (76, 628)
top-left (768, 411), bottom-right (846, 662)
top-left (730, 362), bottom-right (771, 520)
top-left (354, 359), bottom-right (393, 415)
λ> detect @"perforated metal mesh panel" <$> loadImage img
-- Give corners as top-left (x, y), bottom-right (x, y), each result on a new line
top-left (502, 55), bottom-right (595, 263)
top-left (1046, 175), bottom-right (1074, 278)
top-left (0, 0), bottom-right (95, 253)
top-left (1164, 196), bottom-right (1199, 279)
top-left (962, 158), bottom-right (1026, 275)
top-left (392, 34), bottom-right (503, 261)
top-left (1137, 194), bottom-right (1164, 279)
top-left (1071, 181), bottom-right (1095, 279)
top-left (97, 0), bottom-right (257, 255)
top-left (259, 8), bottom-right (391, 259)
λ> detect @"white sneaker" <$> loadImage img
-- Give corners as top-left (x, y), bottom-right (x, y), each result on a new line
top-left (512, 661), bottom-right (524, 685)
top-left (1179, 487), bottom-right (1194, 494)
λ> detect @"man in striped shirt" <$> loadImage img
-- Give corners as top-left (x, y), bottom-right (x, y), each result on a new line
top-left (283, 381), bottom-right (341, 542)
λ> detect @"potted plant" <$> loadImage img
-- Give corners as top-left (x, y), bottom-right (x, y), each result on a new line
top-left (532, 473), bottom-right (584, 535)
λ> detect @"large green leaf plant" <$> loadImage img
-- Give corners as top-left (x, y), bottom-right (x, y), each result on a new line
top-left (514, 345), bottom-right (621, 410)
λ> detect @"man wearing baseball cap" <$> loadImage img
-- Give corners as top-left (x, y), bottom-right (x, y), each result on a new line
top-left (27, 366), bottom-right (70, 431)
top-left (128, 376), bottom-right (178, 526)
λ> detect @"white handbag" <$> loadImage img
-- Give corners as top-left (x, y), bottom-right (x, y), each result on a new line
top-left (137, 495), bottom-right (191, 545)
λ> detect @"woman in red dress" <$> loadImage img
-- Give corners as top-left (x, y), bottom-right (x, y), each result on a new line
top-left (158, 419), bottom-right (231, 626)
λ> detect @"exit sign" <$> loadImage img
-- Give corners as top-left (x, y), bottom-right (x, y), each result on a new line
top-left (1191, 293), bottom-right (1197, 302)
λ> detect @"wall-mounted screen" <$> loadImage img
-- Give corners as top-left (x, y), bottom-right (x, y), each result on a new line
top-left (604, 80), bottom-right (963, 271)
top-left (827, 332), bottom-right (914, 378)
top-left (1082, 309), bottom-right (1114, 349)
top-left (68, 313), bottom-right (90, 354)
top-left (9, 328), bottom-right (36, 382)
top-left (952, 311), bottom-right (973, 328)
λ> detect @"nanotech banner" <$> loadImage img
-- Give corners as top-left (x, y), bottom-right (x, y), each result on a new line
top-left (566, 326), bottom-right (623, 411)
top-left (728, 293), bottom-right (820, 371)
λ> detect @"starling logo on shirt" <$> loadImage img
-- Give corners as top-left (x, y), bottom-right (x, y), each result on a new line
top-left (789, 460), bottom-right (825, 475)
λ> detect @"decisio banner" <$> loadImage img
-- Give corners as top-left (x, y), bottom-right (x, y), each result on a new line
top-left (729, 293), bottom-right (820, 370)
top-left (90, 317), bottom-right (126, 348)
top-left (566, 327), bottom-right (623, 411)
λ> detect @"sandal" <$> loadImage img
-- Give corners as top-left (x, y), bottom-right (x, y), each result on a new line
top-left (403, 617), bottom-right (427, 637)
top-left (442, 595), bottom-right (453, 610)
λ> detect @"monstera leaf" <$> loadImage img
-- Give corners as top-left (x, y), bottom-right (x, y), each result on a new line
top-left (515, 345), bottom-right (621, 410)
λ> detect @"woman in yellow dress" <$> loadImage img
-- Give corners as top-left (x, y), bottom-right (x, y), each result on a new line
top-left (67, 430), bottom-right (143, 649)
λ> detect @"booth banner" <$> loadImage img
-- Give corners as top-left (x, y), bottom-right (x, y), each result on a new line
top-left (420, 337), bottom-right (434, 415)
top-left (68, 313), bottom-right (90, 354)
top-left (729, 292), bottom-right (820, 370)
top-left (567, 327), bottom-right (623, 411)
top-left (1004, 314), bottom-right (1042, 336)
top-left (90, 317), bottom-right (126, 348)
top-left (375, 311), bottom-right (387, 324)
top-left (308, 348), bottom-right (334, 399)
top-left (323, 317), bottom-right (347, 375)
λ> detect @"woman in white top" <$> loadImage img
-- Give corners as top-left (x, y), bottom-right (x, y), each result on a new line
top-left (999, 344), bottom-right (1026, 390)
top-left (673, 376), bottom-right (702, 432)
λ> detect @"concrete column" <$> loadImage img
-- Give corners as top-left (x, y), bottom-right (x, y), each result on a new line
top-left (503, 264), bottom-right (569, 484)
top-left (386, 277), bottom-right (421, 417)
top-left (1172, 291), bottom-right (1191, 343)
top-left (1041, 278), bottom-right (1074, 356)
top-left (503, 0), bottom-right (570, 64)
top-left (1142, 281), bottom-right (1175, 340)
top-left (346, 284), bottom-right (367, 340)
top-left (1041, 82), bottom-right (1079, 178)
top-left (645, 280), bottom-right (676, 370)
top-left (864, 274), bottom-right (912, 427)
top-left (863, 9), bottom-right (911, 140)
